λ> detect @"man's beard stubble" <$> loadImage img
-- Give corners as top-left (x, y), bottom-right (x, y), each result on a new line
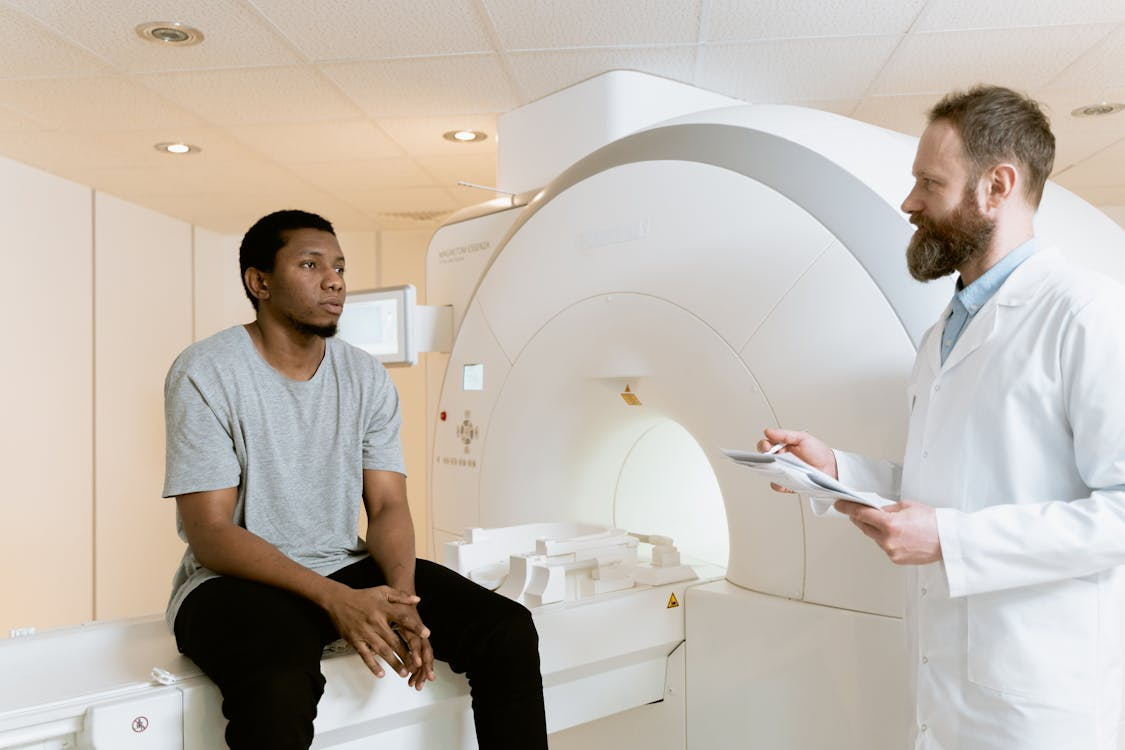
top-left (906, 189), bottom-right (995, 282)
top-left (289, 315), bottom-right (338, 339)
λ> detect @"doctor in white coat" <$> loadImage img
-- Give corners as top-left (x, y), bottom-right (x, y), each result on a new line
top-left (762, 85), bottom-right (1125, 749)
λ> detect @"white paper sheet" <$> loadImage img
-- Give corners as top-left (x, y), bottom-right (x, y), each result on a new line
top-left (722, 448), bottom-right (895, 513)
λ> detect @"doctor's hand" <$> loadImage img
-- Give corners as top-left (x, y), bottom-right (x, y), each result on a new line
top-left (757, 428), bottom-right (838, 492)
top-left (835, 499), bottom-right (942, 565)
top-left (325, 584), bottom-right (434, 685)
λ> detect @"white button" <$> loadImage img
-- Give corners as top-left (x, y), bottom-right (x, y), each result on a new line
top-left (922, 656), bottom-right (928, 664)
top-left (921, 724), bottom-right (928, 733)
top-left (922, 451), bottom-right (929, 459)
top-left (921, 587), bottom-right (928, 596)
top-left (934, 384), bottom-right (941, 392)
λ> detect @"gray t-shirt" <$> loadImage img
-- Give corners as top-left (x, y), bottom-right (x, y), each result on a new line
top-left (162, 325), bottom-right (405, 627)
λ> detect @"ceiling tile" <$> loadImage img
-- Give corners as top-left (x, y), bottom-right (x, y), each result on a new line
top-left (509, 47), bottom-right (699, 102)
top-left (94, 128), bottom-right (264, 166)
top-left (248, 0), bottom-right (493, 60)
top-left (851, 93), bottom-right (937, 136)
top-left (286, 157), bottom-right (436, 193)
top-left (322, 55), bottom-right (519, 117)
top-left (1052, 130), bottom-right (1125, 175)
top-left (483, 0), bottom-right (702, 49)
top-left (415, 153), bottom-right (498, 190)
top-left (68, 157), bottom-right (309, 199)
top-left (0, 126), bottom-right (259, 176)
top-left (0, 105), bottom-right (43, 132)
top-left (1027, 87), bottom-right (1125, 172)
top-left (914, 0), bottom-right (1125, 31)
top-left (1051, 138), bottom-right (1125, 186)
top-left (0, 3), bottom-right (1123, 238)
top-left (375, 114), bottom-right (499, 155)
top-left (871, 25), bottom-right (1112, 95)
top-left (133, 189), bottom-right (377, 234)
top-left (704, 0), bottom-right (927, 41)
top-left (0, 77), bottom-right (208, 131)
top-left (66, 164), bottom-right (213, 197)
top-left (349, 186), bottom-right (461, 215)
top-left (227, 120), bottom-right (405, 163)
top-left (1063, 185), bottom-right (1125, 207)
top-left (6, 0), bottom-right (302, 72)
top-left (133, 66), bottom-right (363, 125)
top-left (0, 4), bottom-right (114, 78)
top-left (698, 36), bottom-right (900, 101)
top-left (1031, 86), bottom-right (1125, 133)
top-left (1046, 24), bottom-right (1125, 89)
top-left (0, 131), bottom-right (120, 173)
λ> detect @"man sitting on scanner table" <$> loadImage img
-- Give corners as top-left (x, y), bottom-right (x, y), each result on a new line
top-left (162, 209), bottom-right (549, 750)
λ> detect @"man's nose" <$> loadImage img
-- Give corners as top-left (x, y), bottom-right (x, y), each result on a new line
top-left (901, 190), bottom-right (920, 215)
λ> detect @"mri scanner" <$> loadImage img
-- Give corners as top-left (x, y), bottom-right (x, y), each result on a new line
top-left (3, 72), bottom-right (1125, 749)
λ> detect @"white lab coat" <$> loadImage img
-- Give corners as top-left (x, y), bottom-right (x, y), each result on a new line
top-left (836, 248), bottom-right (1125, 749)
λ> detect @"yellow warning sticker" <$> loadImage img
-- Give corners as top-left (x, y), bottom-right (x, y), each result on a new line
top-left (666, 593), bottom-right (679, 609)
top-left (621, 385), bottom-right (641, 406)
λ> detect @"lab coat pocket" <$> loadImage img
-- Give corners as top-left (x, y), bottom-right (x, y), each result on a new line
top-left (966, 578), bottom-right (1097, 706)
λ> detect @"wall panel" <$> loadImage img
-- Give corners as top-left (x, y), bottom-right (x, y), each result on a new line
top-left (379, 229), bottom-right (431, 558)
top-left (193, 227), bottom-right (247, 340)
top-left (0, 156), bottom-right (94, 636)
top-left (93, 193), bottom-right (193, 621)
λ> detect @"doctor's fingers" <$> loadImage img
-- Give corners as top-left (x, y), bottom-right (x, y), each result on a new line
top-left (846, 508), bottom-right (892, 541)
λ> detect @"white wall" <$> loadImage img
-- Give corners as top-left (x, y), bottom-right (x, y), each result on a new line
top-left (93, 194), bottom-right (195, 620)
top-left (193, 227), bottom-right (246, 341)
top-left (375, 229), bottom-right (434, 559)
top-left (0, 154), bottom-right (94, 636)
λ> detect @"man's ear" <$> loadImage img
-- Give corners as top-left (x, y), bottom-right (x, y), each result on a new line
top-left (984, 163), bottom-right (1018, 210)
top-left (245, 267), bottom-right (270, 302)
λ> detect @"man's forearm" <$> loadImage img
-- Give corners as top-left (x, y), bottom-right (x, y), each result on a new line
top-left (189, 520), bottom-right (346, 609)
top-left (366, 500), bottom-right (418, 593)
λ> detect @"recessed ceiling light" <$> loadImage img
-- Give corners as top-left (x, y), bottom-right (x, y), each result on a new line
top-left (443, 129), bottom-right (488, 143)
top-left (136, 21), bottom-right (204, 46)
top-left (154, 141), bottom-right (200, 155)
top-left (1071, 101), bottom-right (1125, 118)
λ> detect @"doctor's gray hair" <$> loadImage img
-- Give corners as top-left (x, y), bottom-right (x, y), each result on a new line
top-left (929, 85), bottom-right (1055, 208)
top-left (239, 209), bottom-right (336, 310)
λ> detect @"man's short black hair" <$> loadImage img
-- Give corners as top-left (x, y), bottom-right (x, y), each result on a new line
top-left (239, 209), bottom-right (335, 310)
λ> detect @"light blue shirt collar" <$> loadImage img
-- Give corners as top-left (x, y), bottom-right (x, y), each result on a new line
top-left (940, 238), bottom-right (1038, 364)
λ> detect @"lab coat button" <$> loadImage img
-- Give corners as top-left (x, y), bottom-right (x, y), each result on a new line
top-left (922, 656), bottom-right (928, 664)
top-left (921, 724), bottom-right (928, 733)
top-left (922, 451), bottom-right (929, 459)
top-left (921, 587), bottom-right (927, 596)
top-left (934, 384), bottom-right (940, 392)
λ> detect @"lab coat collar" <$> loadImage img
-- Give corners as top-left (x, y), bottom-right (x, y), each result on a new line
top-left (925, 245), bottom-right (1057, 375)
top-left (990, 245), bottom-right (1058, 307)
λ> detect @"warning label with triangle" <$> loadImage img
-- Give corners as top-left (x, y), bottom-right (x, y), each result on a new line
top-left (666, 593), bottom-right (679, 609)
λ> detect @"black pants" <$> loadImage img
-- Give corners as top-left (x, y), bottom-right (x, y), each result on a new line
top-left (174, 558), bottom-right (548, 750)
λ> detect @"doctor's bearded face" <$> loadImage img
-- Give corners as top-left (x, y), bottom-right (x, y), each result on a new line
top-left (905, 183), bottom-right (995, 282)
